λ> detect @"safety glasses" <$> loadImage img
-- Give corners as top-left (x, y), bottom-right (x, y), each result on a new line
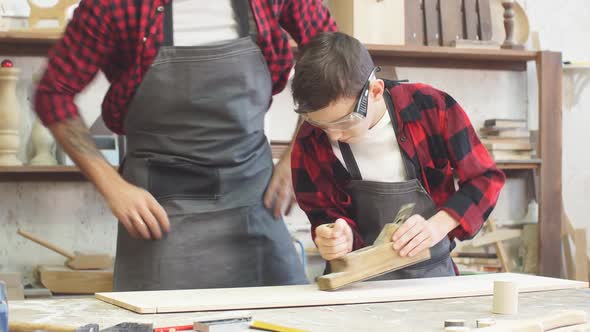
top-left (303, 66), bottom-right (381, 130)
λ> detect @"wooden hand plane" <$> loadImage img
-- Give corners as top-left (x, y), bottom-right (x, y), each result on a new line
top-left (317, 203), bottom-right (431, 291)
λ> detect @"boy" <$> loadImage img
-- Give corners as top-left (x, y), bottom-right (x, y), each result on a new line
top-left (291, 32), bottom-right (505, 278)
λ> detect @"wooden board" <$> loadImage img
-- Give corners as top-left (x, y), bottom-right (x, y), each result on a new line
top-left (317, 240), bottom-right (430, 291)
top-left (96, 273), bottom-right (588, 314)
top-left (423, 0), bottom-right (441, 46)
top-left (0, 272), bottom-right (24, 300)
top-left (440, 0), bottom-right (463, 46)
top-left (477, 0), bottom-right (493, 40)
top-left (404, 0), bottom-right (425, 45)
top-left (328, 0), bottom-right (405, 45)
top-left (537, 52), bottom-right (563, 277)
top-left (38, 265), bottom-right (113, 294)
top-left (574, 229), bottom-right (589, 282)
top-left (463, 0), bottom-right (479, 40)
top-left (471, 229), bottom-right (522, 247)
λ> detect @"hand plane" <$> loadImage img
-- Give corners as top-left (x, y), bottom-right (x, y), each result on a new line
top-left (317, 203), bottom-right (431, 291)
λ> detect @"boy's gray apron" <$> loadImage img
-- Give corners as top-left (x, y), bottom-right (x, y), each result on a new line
top-left (333, 89), bottom-right (455, 279)
top-left (114, 0), bottom-right (307, 291)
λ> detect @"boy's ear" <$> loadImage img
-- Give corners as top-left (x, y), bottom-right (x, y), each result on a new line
top-left (369, 79), bottom-right (385, 100)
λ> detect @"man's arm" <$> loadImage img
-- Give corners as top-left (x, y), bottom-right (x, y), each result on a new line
top-left (35, 1), bottom-right (169, 239)
top-left (279, 0), bottom-right (337, 46)
top-left (262, 0), bottom-right (338, 217)
top-left (263, 116), bottom-right (303, 217)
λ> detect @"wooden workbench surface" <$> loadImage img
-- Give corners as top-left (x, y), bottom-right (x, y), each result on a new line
top-left (8, 288), bottom-right (590, 331)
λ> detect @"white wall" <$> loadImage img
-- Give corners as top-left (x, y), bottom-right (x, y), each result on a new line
top-left (1, 0), bottom-right (589, 280)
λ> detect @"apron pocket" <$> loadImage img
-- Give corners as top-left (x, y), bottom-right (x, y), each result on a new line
top-left (148, 159), bottom-right (220, 201)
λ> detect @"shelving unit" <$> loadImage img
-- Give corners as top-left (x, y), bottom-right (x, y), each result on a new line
top-left (0, 160), bottom-right (541, 182)
top-left (0, 34), bottom-right (563, 277)
top-left (0, 30), bottom-right (60, 55)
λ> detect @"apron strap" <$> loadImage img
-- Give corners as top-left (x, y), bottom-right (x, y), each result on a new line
top-left (232, 0), bottom-right (250, 38)
top-left (162, 0), bottom-right (256, 47)
top-left (338, 88), bottom-right (418, 181)
top-left (338, 141), bottom-right (363, 180)
top-left (163, 1), bottom-right (174, 46)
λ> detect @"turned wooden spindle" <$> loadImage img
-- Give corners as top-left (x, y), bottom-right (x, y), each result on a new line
top-left (29, 71), bottom-right (57, 166)
top-left (501, 0), bottom-right (524, 49)
top-left (0, 60), bottom-right (22, 166)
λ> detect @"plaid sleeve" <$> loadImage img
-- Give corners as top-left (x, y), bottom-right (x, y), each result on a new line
top-left (437, 91), bottom-right (506, 240)
top-left (279, 0), bottom-right (338, 46)
top-left (34, 0), bottom-right (114, 126)
top-left (291, 127), bottom-right (366, 250)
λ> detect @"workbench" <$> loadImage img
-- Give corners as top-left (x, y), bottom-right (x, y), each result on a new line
top-left (8, 288), bottom-right (590, 331)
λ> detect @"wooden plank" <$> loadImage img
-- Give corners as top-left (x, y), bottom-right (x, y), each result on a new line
top-left (562, 209), bottom-right (575, 279)
top-left (0, 272), bottom-right (24, 300)
top-left (463, 0), bottom-right (479, 40)
top-left (574, 229), bottom-right (589, 282)
top-left (440, 0), bottom-right (463, 46)
top-left (522, 224), bottom-right (539, 274)
top-left (471, 229), bottom-right (522, 247)
top-left (423, 0), bottom-right (441, 46)
top-left (486, 219), bottom-right (511, 272)
top-left (477, 0), bottom-right (492, 40)
top-left (96, 273), bottom-right (588, 314)
top-left (477, 311), bottom-right (587, 332)
top-left (39, 265), bottom-right (113, 294)
top-left (0, 272), bottom-right (21, 287)
top-left (537, 51), bottom-right (563, 278)
top-left (405, 0), bottom-right (425, 45)
top-left (318, 240), bottom-right (430, 291)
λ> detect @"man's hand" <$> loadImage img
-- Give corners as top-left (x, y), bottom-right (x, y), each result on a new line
top-left (104, 178), bottom-right (170, 240)
top-left (314, 219), bottom-right (354, 261)
top-left (48, 117), bottom-right (171, 241)
top-left (264, 153), bottom-right (296, 218)
top-left (392, 211), bottom-right (459, 257)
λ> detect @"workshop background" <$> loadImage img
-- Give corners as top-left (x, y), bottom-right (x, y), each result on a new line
top-left (0, 0), bottom-right (588, 285)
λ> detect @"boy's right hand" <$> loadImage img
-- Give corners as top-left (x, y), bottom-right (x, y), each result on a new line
top-left (314, 219), bottom-right (354, 261)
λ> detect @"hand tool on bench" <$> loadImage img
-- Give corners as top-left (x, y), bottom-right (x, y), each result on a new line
top-left (9, 322), bottom-right (99, 332)
top-left (193, 312), bottom-right (252, 332)
top-left (100, 322), bottom-right (153, 332)
top-left (317, 203), bottom-right (431, 291)
top-left (17, 229), bottom-right (112, 270)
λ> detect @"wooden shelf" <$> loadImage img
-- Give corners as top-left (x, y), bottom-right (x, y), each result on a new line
top-left (0, 30), bottom-right (61, 56)
top-left (292, 43), bottom-right (538, 71)
top-left (366, 44), bottom-right (538, 71)
top-left (0, 33), bottom-right (539, 69)
top-left (0, 159), bottom-right (540, 182)
top-left (495, 159), bottom-right (542, 170)
top-left (563, 64), bottom-right (590, 71)
top-left (0, 166), bottom-right (88, 182)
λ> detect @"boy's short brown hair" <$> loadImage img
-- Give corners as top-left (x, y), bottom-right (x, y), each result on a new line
top-left (292, 32), bottom-right (374, 113)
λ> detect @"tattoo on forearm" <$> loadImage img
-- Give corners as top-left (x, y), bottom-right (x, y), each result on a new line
top-left (61, 118), bottom-right (103, 158)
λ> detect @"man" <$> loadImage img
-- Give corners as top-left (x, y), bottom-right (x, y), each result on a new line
top-left (291, 33), bottom-right (505, 278)
top-left (34, 0), bottom-right (336, 291)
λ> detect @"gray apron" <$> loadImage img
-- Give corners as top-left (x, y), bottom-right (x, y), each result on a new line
top-left (113, 0), bottom-right (307, 291)
top-left (333, 89), bottom-right (456, 279)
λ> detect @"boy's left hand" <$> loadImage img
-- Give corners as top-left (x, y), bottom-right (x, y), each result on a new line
top-left (391, 211), bottom-right (459, 257)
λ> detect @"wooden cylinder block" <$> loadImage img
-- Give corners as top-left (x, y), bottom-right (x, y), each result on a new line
top-left (492, 280), bottom-right (518, 314)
